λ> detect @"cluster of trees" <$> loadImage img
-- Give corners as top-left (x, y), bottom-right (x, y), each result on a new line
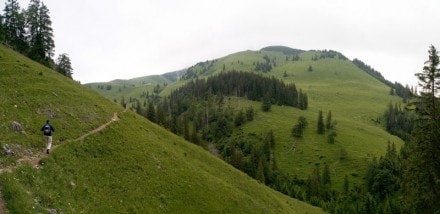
top-left (125, 70), bottom-right (313, 201)
top-left (285, 54), bottom-right (301, 62)
top-left (0, 0), bottom-right (72, 78)
top-left (219, 130), bottom-right (278, 184)
top-left (324, 45), bottom-right (440, 213)
top-left (181, 60), bottom-right (217, 80)
top-left (384, 102), bottom-right (415, 142)
top-left (311, 50), bottom-right (348, 61)
top-left (317, 110), bottom-right (337, 143)
top-left (292, 116), bottom-right (308, 138)
top-left (97, 84), bottom-right (112, 90)
top-left (353, 59), bottom-right (412, 102)
top-left (254, 55), bottom-right (275, 72)
top-left (173, 71), bottom-right (308, 111)
top-left (404, 45), bottom-right (440, 212)
top-left (365, 142), bottom-right (401, 201)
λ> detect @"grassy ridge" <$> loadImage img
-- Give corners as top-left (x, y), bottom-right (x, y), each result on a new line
top-left (0, 45), bottom-right (321, 212)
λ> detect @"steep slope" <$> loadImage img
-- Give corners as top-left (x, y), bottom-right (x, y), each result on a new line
top-left (0, 45), bottom-right (321, 213)
top-left (91, 46), bottom-right (405, 189)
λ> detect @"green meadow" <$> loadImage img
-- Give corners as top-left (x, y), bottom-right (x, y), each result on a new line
top-left (0, 45), bottom-right (322, 212)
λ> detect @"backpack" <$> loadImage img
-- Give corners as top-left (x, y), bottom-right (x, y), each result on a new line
top-left (43, 124), bottom-right (51, 134)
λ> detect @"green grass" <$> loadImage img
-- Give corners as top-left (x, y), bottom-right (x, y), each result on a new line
top-left (90, 47), bottom-right (406, 191)
top-left (0, 45), bottom-right (321, 213)
top-left (2, 111), bottom-right (321, 213)
top-left (0, 45), bottom-right (121, 151)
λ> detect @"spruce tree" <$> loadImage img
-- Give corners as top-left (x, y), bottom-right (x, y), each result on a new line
top-left (26, 0), bottom-right (55, 66)
top-left (146, 100), bottom-right (156, 122)
top-left (403, 45), bottom-right (440, 212)
top-left (3, 0), bottom-right (28, 53)
top-left (0, 13), bottom-right (5, 42)
top-left (303, 93), bottom-right (308, 110)
top-left (317, 110), bottom-right (324, 134)
top-left (255, 158), bottom-right (266, 183)
top-left (326, 110), bottom-right (332, 130)
top-left (55, 53), bottom-right (73, 78)
top-left (322, 163), bottom-right (332, 200)
top-left (261, 93), bottom-right (271, 112)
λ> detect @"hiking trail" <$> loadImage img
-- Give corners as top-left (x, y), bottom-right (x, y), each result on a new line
top-left (0, 112), bottom-right (120, 212)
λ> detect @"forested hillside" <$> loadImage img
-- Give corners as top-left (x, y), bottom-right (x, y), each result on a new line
top-left (89, 46), bottom-right (420, 212)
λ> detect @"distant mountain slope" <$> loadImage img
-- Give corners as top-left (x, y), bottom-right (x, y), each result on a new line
top-left (89, 46), bottom-right (405, 190)
top-left (84, 69), bottom-right (186, 102)
top-left (0, 45), bottom-right (321, 213)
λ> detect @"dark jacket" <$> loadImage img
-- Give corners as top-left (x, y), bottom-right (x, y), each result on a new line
top-left (41, 123), bottom-right (55, 136)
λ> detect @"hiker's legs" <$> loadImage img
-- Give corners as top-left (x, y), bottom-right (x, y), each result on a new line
top-left (45, 136), bottom-right (52, 150)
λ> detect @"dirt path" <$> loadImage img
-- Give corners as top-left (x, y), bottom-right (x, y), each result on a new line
top-left (0, 112), bottom-right (120, 213)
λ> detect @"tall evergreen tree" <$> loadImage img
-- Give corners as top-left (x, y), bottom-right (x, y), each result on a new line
top-left (261, 93), bottom-right (271, 112)
top-left (146, 100), bottom-right (156, 122)
top-left (3, 0), bottom-right (28, 53)
top-left (55, 53), bottom-right (73, 78)
top-left (403, 45), bottom-right (440, 212)
top-left (317, 110), bottom-right (325, 134)
top-left (0, 13), bottom-right (5, 42)
top-left (26, 0), bottom-right (55, 66)
top-left (322, 163), bottom-right (332, 200)
top-left (326, 110), bottom-right (332, 130)
top-left (292, 116), bottom-right (307, 138)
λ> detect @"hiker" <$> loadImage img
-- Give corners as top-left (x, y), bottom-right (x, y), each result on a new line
top-left (41, 120), bottom-right (55, 154)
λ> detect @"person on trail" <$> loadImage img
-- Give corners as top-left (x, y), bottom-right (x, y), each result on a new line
top-left (41, 120), bottom-right (55, 154)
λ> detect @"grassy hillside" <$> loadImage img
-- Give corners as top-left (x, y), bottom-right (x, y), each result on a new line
top-left (90, 46), bottom-right (405, 190)
top-left (0, 45), bottom-right (321, 213)
top-left (84, 69), bottom-right (185, 104)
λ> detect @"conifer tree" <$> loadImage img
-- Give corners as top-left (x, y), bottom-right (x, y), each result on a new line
top-left (55, 53), bottom-right (73, 78)
top-left (256, 158), bottom-right (266, 183)
top-left (26, 0), bottom-right (55, 66)
top-left (303, 93), bottom-right (308, 109)
top-left (292, 116), bottom-right (307, 138)
top-left (3, 0), bottom-right (28, 53)
top-left (0, 13), bottom-right (5, 42)
top-left (326, 110), bottom-right (332, 130)
top-left (403, 45), bottom-right (440, 212)
top-left (322, 163), bottom-right (332, 200)
top-left (317, 110), bottom-right (324, 134)
top-left (146, 100), bottom-right (156, 122)
top-left (261, 93), bottom-right (271, 112)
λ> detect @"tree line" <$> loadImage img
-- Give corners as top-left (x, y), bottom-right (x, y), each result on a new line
top-left (0, 0), bottom-right (72, 78)
top-left (353, 58), bottom-right (412, 102)
top-left (172, 71), bottom-right (308, 111)
top-left (383, 102), bottom-right (415, 142)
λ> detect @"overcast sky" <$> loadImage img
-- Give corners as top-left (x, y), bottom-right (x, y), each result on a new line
top-left (9, 0), bottom-right (440, 85)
